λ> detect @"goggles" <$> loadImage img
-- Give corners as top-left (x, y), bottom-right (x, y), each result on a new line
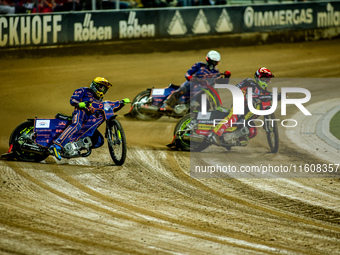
top-left (209, 60), bottom-right (219, 66)
top-left (94, 82), bottom-right (108, 93)
top-left (260, 77), bottom-right (271, 83)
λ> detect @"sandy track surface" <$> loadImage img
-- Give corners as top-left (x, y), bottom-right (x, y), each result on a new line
top-left (0, 39), bottom-right (340, 254)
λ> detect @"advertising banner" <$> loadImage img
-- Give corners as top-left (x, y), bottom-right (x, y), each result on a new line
top-left (0, 1), bottom-right (339, 48)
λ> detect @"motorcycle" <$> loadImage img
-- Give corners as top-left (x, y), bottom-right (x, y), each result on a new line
top-left (167, 93), bottom-right (279, 153)
top-left (124, 74), bottom-right (229, 121)
top-left (1, 100), bottom-right (129, 165)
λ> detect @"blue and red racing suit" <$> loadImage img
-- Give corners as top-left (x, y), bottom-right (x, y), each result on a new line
top-left (164, 62), bottom-right (221, 107)
top-left (53, 87), bottom-right (103, 148)
top-left (212, 78), bottom-right (270, 140)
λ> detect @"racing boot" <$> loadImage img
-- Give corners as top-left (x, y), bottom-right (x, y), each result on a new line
top-left (239, 137), bottom-right (249, 146)
top-left (49, 144), bottom-right (62, 161)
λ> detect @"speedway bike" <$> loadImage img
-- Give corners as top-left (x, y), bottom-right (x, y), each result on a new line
top-left (125, 74), bottom-right (229, 121)
top-left (1, 100), bottom-right (129, 165)
top-left (168, 92), bottom-right (279, 153)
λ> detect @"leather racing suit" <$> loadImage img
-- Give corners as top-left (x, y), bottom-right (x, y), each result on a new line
top-left (164, 62), bottom-right (221, 108)
top-left (53, 87), bottom-right (103, 148)
top-left (212, 78), bottom-right (272, 141)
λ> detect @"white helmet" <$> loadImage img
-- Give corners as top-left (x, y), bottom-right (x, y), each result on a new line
top-left (206, 50), bottom-right (220, 70)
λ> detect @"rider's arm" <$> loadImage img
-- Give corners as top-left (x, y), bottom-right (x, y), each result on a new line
top-left (235, 80), bottom-right (246, 91)
top-left (185, 62), bottom-right (202, 81)
top-left (114, 99), bottom-right (130, 112)
top-left (70, 88), bottom-right (85, 107)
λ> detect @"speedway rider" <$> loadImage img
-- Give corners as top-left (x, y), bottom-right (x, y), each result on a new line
top-left (49, 77), bottom-right (129, 160)
top-left (207, 67), bottom-right (276, 146)
top-left (161, 50), bottom-right (231, 111)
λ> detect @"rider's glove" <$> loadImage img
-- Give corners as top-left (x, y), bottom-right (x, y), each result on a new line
top-left (120, 98), bottom-right (131, 105)
top-left (79, 101), bottom-right (94, 113)
top-left (186, 75), bottom-right (193, 81)
top-left (224, 71), bottom-right (231, 78)
top-left (87, 104), bottom-right (95, 114)
top-left (78, 102), bottom-right (87, 109)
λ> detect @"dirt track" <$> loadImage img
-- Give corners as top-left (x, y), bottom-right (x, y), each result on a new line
top-left (1, 39), bottom-right (340, 254)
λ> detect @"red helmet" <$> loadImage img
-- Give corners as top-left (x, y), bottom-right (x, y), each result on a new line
top-left (254, 67), bottom-right (274, 90)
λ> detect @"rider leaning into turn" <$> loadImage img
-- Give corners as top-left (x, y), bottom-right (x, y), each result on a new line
top-left (161, 50), bottom-right (231, 111)
top-left (49, 77), bottom-right (113, 160)
top-left (207, 67), bottom-right (275, 146)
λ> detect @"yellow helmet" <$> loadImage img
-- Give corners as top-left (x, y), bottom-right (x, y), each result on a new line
top-left (90, 77), bottom-right (112, 99)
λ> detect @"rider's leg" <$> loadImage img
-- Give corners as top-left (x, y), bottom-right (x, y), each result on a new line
top-left (76, 114), bottom-right (104, 140)
top-left (248, 127), bottom-right (257, 139)
top-left (207, 104), bottom-right (260, 145)
top-left (54, 110), bottom-right (86, 147)
top-left (49, 110), bottom-right (86, 160)
top-left (213, 110), bottom-right (238, 136)
top-left (207, 109), bottom-right (238, 145)
top-left (162, 81), bottom-right (190, 110)
top-left (243, 106), bottom-right (259, 139)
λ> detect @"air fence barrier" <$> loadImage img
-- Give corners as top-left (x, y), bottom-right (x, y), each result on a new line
top-left (0, 1), bottom-right (339, 49)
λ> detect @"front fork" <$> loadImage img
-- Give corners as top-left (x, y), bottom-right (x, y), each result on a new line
top-left (263, 115), bottom-right (274, 133)
top-left (105, 119), bottom-right (122, 146)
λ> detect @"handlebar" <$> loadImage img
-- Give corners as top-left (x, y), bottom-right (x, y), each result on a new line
top-left (91, 99), bottom-right (130, 111)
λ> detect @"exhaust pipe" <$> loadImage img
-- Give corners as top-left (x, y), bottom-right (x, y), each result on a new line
top-left (138, 104), bottom-right (159, 113)
top-left (180, 133), bottom-right (206, 143)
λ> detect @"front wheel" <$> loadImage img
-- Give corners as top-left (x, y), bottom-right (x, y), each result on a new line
top-left (173, 114), bottom-right (209, 152)
top-left (106, 119), bottom-right (127, 166)
top-left (264, 113), bottom-right (279, 153)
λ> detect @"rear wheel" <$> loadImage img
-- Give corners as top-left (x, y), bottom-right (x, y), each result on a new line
top-left (264, 113), bottom-right (279, 153)
top-left (131, 90), bottom-right (161, 121)
top-left (173, 114), bottom-right (209, 152)
top-left (9, 120), bottom-right (48, 162)
top-left (107, 119), bottom-right (127, 166)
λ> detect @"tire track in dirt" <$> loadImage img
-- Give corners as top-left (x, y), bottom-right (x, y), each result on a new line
top-left (54, 147), bottom-right (339, 254)
top-left (1, 135), bottom-right (339, 254)
top-left (1, 162), bottom-right (148, 254)
top-left (4, 142), bottom-right (339, 254)
top-left (4, 161), bottom-right (293, 255)
top-left (167, 151), bottom-right (340, 232)
top-left (0, 218), bottom-right (144, 255)
top-left (44, 161), bottom-right (307, 255)
top-left (167, 152), bottom-right (340, 253)
top-left (1, 39), bottom-right (340, 254)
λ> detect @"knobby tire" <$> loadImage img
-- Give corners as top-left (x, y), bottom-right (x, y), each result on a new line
top-left (107, 119), bottom-right (127, 166)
